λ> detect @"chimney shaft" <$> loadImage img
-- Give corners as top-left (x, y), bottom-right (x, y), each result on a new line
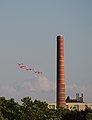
top-left (57, 35), bottom-right (66, 108)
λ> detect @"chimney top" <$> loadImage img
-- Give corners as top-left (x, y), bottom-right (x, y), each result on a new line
top-left (57, 35), bottom-right (64, 40)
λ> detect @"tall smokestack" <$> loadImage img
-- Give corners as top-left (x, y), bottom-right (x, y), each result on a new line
top-left (57, 35), bottom-right (66, 108)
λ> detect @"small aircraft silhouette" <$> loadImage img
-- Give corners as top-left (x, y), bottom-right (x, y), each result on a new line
top-left (18, 63), bottom-right (26, 69)
top-left (35, 71), bottom-right (43, 74)
top-left (26, 68), bottom-right (34, 71)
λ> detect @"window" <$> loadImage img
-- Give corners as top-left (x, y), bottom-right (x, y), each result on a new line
top-left (66, 105), bottom-right (68, 109)
top-left (74, 105), bottom-right (79, 110)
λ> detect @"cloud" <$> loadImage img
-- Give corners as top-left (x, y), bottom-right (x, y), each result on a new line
top-left (0, 76), bottom-right (92, 103)
top-left (0, 85), bottom-right (18, 99)
top-left (19, 74), bottom-right (55, 92)
top-left (34, 75), bottom-right (55, 91)
top-left (0, 75), bottom-right (55, 102)
top-left (21, 81), bottom-right (35, 91)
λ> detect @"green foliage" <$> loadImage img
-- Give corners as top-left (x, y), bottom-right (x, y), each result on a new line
top-left (86, 113), bottom-right (92, 120)
top-left (0, 96), bottom-right (92, 120)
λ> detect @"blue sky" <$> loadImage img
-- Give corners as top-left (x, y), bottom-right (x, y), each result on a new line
top-left (0, 0), bottom-right (92, 103)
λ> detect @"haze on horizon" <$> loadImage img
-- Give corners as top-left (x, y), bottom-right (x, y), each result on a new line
top-left (0, 0), bottom-right (92, 103)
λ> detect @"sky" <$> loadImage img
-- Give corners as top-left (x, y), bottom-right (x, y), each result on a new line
top-left (0, 0), bottom-right (92, 103)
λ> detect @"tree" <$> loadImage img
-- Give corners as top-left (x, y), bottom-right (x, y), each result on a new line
top-left (0, 96), bottom-right (92, 120)
top-left (86, 113), bottom-right (92, 120)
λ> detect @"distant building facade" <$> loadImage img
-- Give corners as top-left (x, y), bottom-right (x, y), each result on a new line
top-left (48, 102), bottom-right (92, 111)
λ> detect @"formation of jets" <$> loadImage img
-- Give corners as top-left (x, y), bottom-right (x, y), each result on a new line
top-left (18, 63), bottom-right (43, 75)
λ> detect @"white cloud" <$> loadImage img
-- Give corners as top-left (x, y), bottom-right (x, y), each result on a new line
top-left (0, 85), bottom-right (18, 98)
top-left (0, 75), bottom-right (55, 102)
top-left (35, 75), bottom-right (55, 91)
top-left (21, 81), bottom-right (35, 91)
top-left (20, 75), bottom-right (55, 92)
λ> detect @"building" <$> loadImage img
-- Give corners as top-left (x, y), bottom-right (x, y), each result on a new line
top-left (48, 93), bottom-right (92, 110)
top-left (66, 93), bottom-right (84, 103)
top-left (48, 102), bottom-right (92, 111)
